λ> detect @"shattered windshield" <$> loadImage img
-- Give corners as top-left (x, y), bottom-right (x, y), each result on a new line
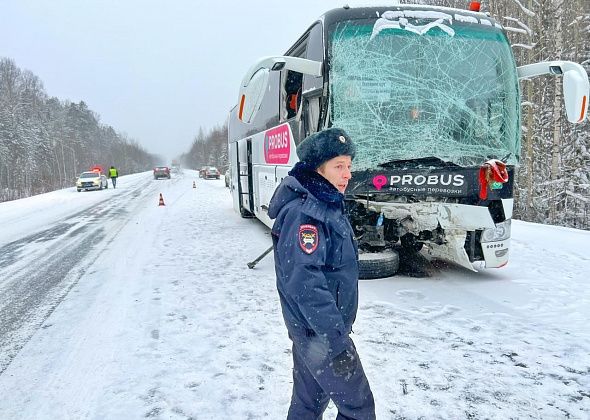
top-left (328, 11), bottom-right (520, 170)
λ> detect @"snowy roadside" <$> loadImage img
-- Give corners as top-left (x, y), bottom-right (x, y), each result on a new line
top-left (0, 172), bottom-right (151, 245)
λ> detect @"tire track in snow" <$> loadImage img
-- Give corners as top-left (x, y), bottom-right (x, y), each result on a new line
top-left (0, 227), bottom-right (106, 374)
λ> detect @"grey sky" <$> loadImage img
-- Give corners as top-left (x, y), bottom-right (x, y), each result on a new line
top-left (0, 0), bottom-right (377, 163)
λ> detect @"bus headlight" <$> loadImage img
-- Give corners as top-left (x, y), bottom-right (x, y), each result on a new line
top-left (481, 219), bottom-right (511, 242)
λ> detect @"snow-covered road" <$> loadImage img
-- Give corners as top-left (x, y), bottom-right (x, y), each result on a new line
top-left (0, 170), bottom-right (588, 419)
top-left (0, 173), bottom-right (164, 373)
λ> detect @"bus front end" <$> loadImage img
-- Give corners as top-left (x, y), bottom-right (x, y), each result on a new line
top-left (327, 7), bottom-right (520, 270)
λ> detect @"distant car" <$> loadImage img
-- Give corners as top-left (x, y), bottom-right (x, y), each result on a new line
top-left (224, 169), bottom-right (230, 187)
top-left (154, 166), bottom-right (171, 179)
top-left (76, 171), bottom-right (108, 192)
top-left (204, 167), bottom-right (220, 179)
top-left (199, 166), bottom-right (207, 178)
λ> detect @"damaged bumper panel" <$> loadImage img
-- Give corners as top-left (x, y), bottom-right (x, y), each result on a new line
top-left (363, 200), bottom-right (512, 271)
top-left (426, 228), bottom-right (476, 272)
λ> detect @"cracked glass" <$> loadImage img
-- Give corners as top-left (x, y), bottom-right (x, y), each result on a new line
top-left (328, 13), bottom-right (520, 171)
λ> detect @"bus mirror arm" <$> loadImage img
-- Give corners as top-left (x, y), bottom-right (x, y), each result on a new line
top-left (240, 56), bottom-right (322, 89)
top-left (237, 57), bottom-right (323, 123)
top-left (517, 60), bottom-right (589, 123)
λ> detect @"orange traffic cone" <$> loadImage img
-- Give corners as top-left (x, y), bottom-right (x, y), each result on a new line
top-left (192, 181), bottom-right (196, 189)
top-left (158, 193), bottom-right (165, 206)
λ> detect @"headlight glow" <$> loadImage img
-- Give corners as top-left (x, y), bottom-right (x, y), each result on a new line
top-left (481, 219), bottom-right (511, 242)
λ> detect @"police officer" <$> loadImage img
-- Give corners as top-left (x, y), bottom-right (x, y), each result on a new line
top-left (268, 128), bottom-right (376, 419)
top-left (109, 166), bottom-right (119, 188)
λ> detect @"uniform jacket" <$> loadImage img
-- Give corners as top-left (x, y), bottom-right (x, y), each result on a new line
top-left (268, 162), bottom-right (359, 355)
top-left (109, 168), bottom-right (118, 178)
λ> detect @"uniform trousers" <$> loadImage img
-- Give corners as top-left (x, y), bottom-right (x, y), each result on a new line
top-left (287, 332), bottom-right (376, 420)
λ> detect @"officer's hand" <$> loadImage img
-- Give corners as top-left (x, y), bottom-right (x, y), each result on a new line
top-left (331, 348), bottom-right (357, 377)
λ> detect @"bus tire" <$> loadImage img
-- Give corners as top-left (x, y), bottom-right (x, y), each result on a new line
top-left (358, 249), bottom-right (399, 280)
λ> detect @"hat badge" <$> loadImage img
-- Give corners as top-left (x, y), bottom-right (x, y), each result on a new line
top-left (339, 135), bottom-right (346, 143)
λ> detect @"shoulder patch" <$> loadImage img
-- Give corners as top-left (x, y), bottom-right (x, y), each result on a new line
top-left (298, 224), bottom-right (319, 254)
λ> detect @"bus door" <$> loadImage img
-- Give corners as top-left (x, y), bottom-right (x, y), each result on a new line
top-left (275, 22), bottom-right (327, 184)
top-left (281, 28), bottom-right (313, 145)
top-left (236, 138), bottom-right (254, 217)
top-left (300, 22), bottom-right (325, 139)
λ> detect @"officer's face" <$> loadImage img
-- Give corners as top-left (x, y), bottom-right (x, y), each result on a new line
top-left (317, 155), bottom-right (352, 193)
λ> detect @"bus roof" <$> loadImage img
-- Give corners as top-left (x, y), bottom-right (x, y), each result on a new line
top-left (285, 3), bottom-right (501, 55)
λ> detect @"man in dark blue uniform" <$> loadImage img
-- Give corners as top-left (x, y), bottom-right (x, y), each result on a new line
top-left (268, 128), bottom-right (376, 419)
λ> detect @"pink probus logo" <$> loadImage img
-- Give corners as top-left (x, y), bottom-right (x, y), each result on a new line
top-left (264, 124), bottom-right (291, 164)
top-left (372, 175), bottom-right (388, 190)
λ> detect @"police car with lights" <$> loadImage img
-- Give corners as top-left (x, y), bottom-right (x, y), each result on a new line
top-left (76, 171), bottom-right (108, 192)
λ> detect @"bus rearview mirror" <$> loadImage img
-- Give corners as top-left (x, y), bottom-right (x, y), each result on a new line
top-left (518, 61), bottom-right (589, 123)
top-left (563, 68), bottom-right (588, 123)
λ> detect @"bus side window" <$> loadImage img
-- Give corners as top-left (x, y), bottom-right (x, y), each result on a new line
top-left (281, 37), bottom-right (307, 122)
top-left (285, 71), bottom-right (303, 119)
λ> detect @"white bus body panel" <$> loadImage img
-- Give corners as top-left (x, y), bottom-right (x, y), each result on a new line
top-left (248, 123), bottom-right (299, 228)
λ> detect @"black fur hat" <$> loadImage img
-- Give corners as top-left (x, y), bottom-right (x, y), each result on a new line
top-left (296, 128), bottom-right (355, 169)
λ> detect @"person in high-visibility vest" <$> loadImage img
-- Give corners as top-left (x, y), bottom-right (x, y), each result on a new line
top-left (109, 166), bottom-right (119, 189)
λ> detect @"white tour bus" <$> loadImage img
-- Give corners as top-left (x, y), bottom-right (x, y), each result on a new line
top-left (228, 3), bottom-right (589, 278)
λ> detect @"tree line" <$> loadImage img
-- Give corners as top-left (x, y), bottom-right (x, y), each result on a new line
top-left (185, 0), bottom-right (589, 229)
top-left (483, 0), bottom-right (590, 229)
top-left (179, 125), bottom-right (228, 174)
top-left (0, 57), bottom-right (156, 202)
